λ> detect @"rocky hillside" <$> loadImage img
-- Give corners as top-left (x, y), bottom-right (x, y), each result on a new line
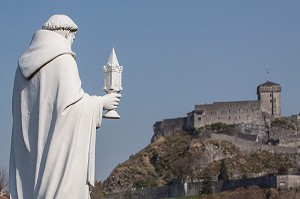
top-left (103, 122), bottom-right (300, 194)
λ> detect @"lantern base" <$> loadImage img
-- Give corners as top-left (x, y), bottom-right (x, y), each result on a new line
top-left (103, 110), bottom-right (120, 119)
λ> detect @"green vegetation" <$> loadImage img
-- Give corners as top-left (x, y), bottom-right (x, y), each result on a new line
top-left (200, 174), bottom-right (213, 195)
top-left (218, 159), bottom-right (229, 181)
top-left (271, 118), bottom-right (296, 130)
top-left (211, 122), bottom-right (234, 132)
top-left (196, 122), bottom-right (235, 135)
top-left (161, 197), bottom-right (199, 199)
top-left (133, 177), bottom-right (158, 189)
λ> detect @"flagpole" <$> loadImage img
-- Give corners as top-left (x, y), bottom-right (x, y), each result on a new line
top-left (266, 66), bottom-right (270, 81)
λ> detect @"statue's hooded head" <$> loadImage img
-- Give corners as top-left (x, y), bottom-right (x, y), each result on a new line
top-left (42, 14), bottom-right (78, 45)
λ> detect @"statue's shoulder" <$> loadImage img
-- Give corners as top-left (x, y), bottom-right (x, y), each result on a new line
top-left (53, 53), bottom-right (76, 65)
top-left (49, 53), bottom-right (79, 78)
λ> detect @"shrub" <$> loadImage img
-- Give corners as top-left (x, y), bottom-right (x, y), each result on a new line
top-left (277, 166), bottom-right (288, 175)
top-left (218, 159), bottom-right (229, 181)
top-left (200, 174), bottom-right (213, 195)
top-left (271, 118), bottom-right (296, 130)
top-left (265, 189), bottom-right (271, 199)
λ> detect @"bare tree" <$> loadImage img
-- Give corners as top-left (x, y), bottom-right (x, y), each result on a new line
top-left (0, 168), bottom-right (8, 196)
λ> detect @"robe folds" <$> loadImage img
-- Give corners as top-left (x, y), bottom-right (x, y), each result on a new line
top-left (10, 29), bottom-right (103, 199)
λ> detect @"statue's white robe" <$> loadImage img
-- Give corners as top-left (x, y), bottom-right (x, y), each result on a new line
top-left (10, 30), bottom-right (102, 199)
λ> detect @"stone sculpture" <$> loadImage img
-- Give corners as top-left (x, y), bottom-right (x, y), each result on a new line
top-left (9, 14), bottom-right (121, 199)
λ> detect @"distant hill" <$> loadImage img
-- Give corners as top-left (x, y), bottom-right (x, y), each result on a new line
top-left (102, 120), bottom-right (300, 194)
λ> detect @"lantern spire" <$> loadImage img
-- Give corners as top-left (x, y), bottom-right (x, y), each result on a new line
top-left (107, 46), bottom-right (120, 67)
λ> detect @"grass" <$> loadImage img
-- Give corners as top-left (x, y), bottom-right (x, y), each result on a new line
top-left (161, 196), bottom-right (199, 199)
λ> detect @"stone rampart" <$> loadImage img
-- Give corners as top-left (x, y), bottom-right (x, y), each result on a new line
top-left (222, 176), bottom-right (277, 191)
top-left (104, 175), bottom-right (299, 199)
top-left (211, 133), bottom-right (260, 152)
top-left (104, 183), bottom-right (185, 199)
top-left (211, 133), bottom-right (300, 154)
top-left (104, 181), bottom-right (222, 199)
top-left (277, 175), bottom-right (300, 189)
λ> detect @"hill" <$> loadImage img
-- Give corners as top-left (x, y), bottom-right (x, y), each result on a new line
top-left (102, 126), bottom-right (300, 194)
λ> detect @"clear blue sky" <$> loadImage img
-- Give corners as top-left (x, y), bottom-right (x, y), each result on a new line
top-left (1, 1), bottom-right (300, 181)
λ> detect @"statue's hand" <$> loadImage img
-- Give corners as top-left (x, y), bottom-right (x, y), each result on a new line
top-left (102, 93), bottom-right (121, 110)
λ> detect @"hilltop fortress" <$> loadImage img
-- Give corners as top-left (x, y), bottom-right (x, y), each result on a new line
top-left (153, 81), bottom-right (282, 140)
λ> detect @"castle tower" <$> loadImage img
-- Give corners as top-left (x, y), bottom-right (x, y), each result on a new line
top-left (257, 81), bottom-right (281, 118)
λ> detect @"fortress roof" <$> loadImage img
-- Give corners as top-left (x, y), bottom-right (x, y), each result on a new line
top-left (257, 81), bottom-right (281, 93)
top-left (195, 100), bottom-right (260, 110)
top-left (259, 81), bottom-right (280, 87)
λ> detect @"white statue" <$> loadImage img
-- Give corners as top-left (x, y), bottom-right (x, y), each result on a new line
top-left (9, 14), bottom-right (121, 199)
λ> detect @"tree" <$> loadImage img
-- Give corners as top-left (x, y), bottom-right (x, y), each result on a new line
top-left (218, 159), bottom-right (229, 181)
top-left (277, 166), bottom-right (288, 175)
top-left (172, 155), bottom-right (192, 182)
top-left (200, 174), bottom-right (213, 195)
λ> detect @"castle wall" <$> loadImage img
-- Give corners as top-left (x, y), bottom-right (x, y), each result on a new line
top-left (161, 118), bottom-right (186, 136)
top-left (222, 176), bottom-right (277, 191)
top-left (104, 181), bottom-right (222, 199)
top-left (277, 175), bottom-right (300, 189)
top-left (270, 124), bottom-right (300, 147)
top-left (235, 132), bottom-right (258, 142)
top-left (104, 183), bottom-right (186, 199)
top-left (152, 117), bottom-right (187, 142)
top-left (186, 111), bottom-right (196, 130)
top-left (193, 100), bottom-right (262, 128)
top-left (104, 175), bottom-right (299, 199)
top-left (211, 133), bottom-right (300, 154)
top-left (279, 140), bottom-right (300, 148)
